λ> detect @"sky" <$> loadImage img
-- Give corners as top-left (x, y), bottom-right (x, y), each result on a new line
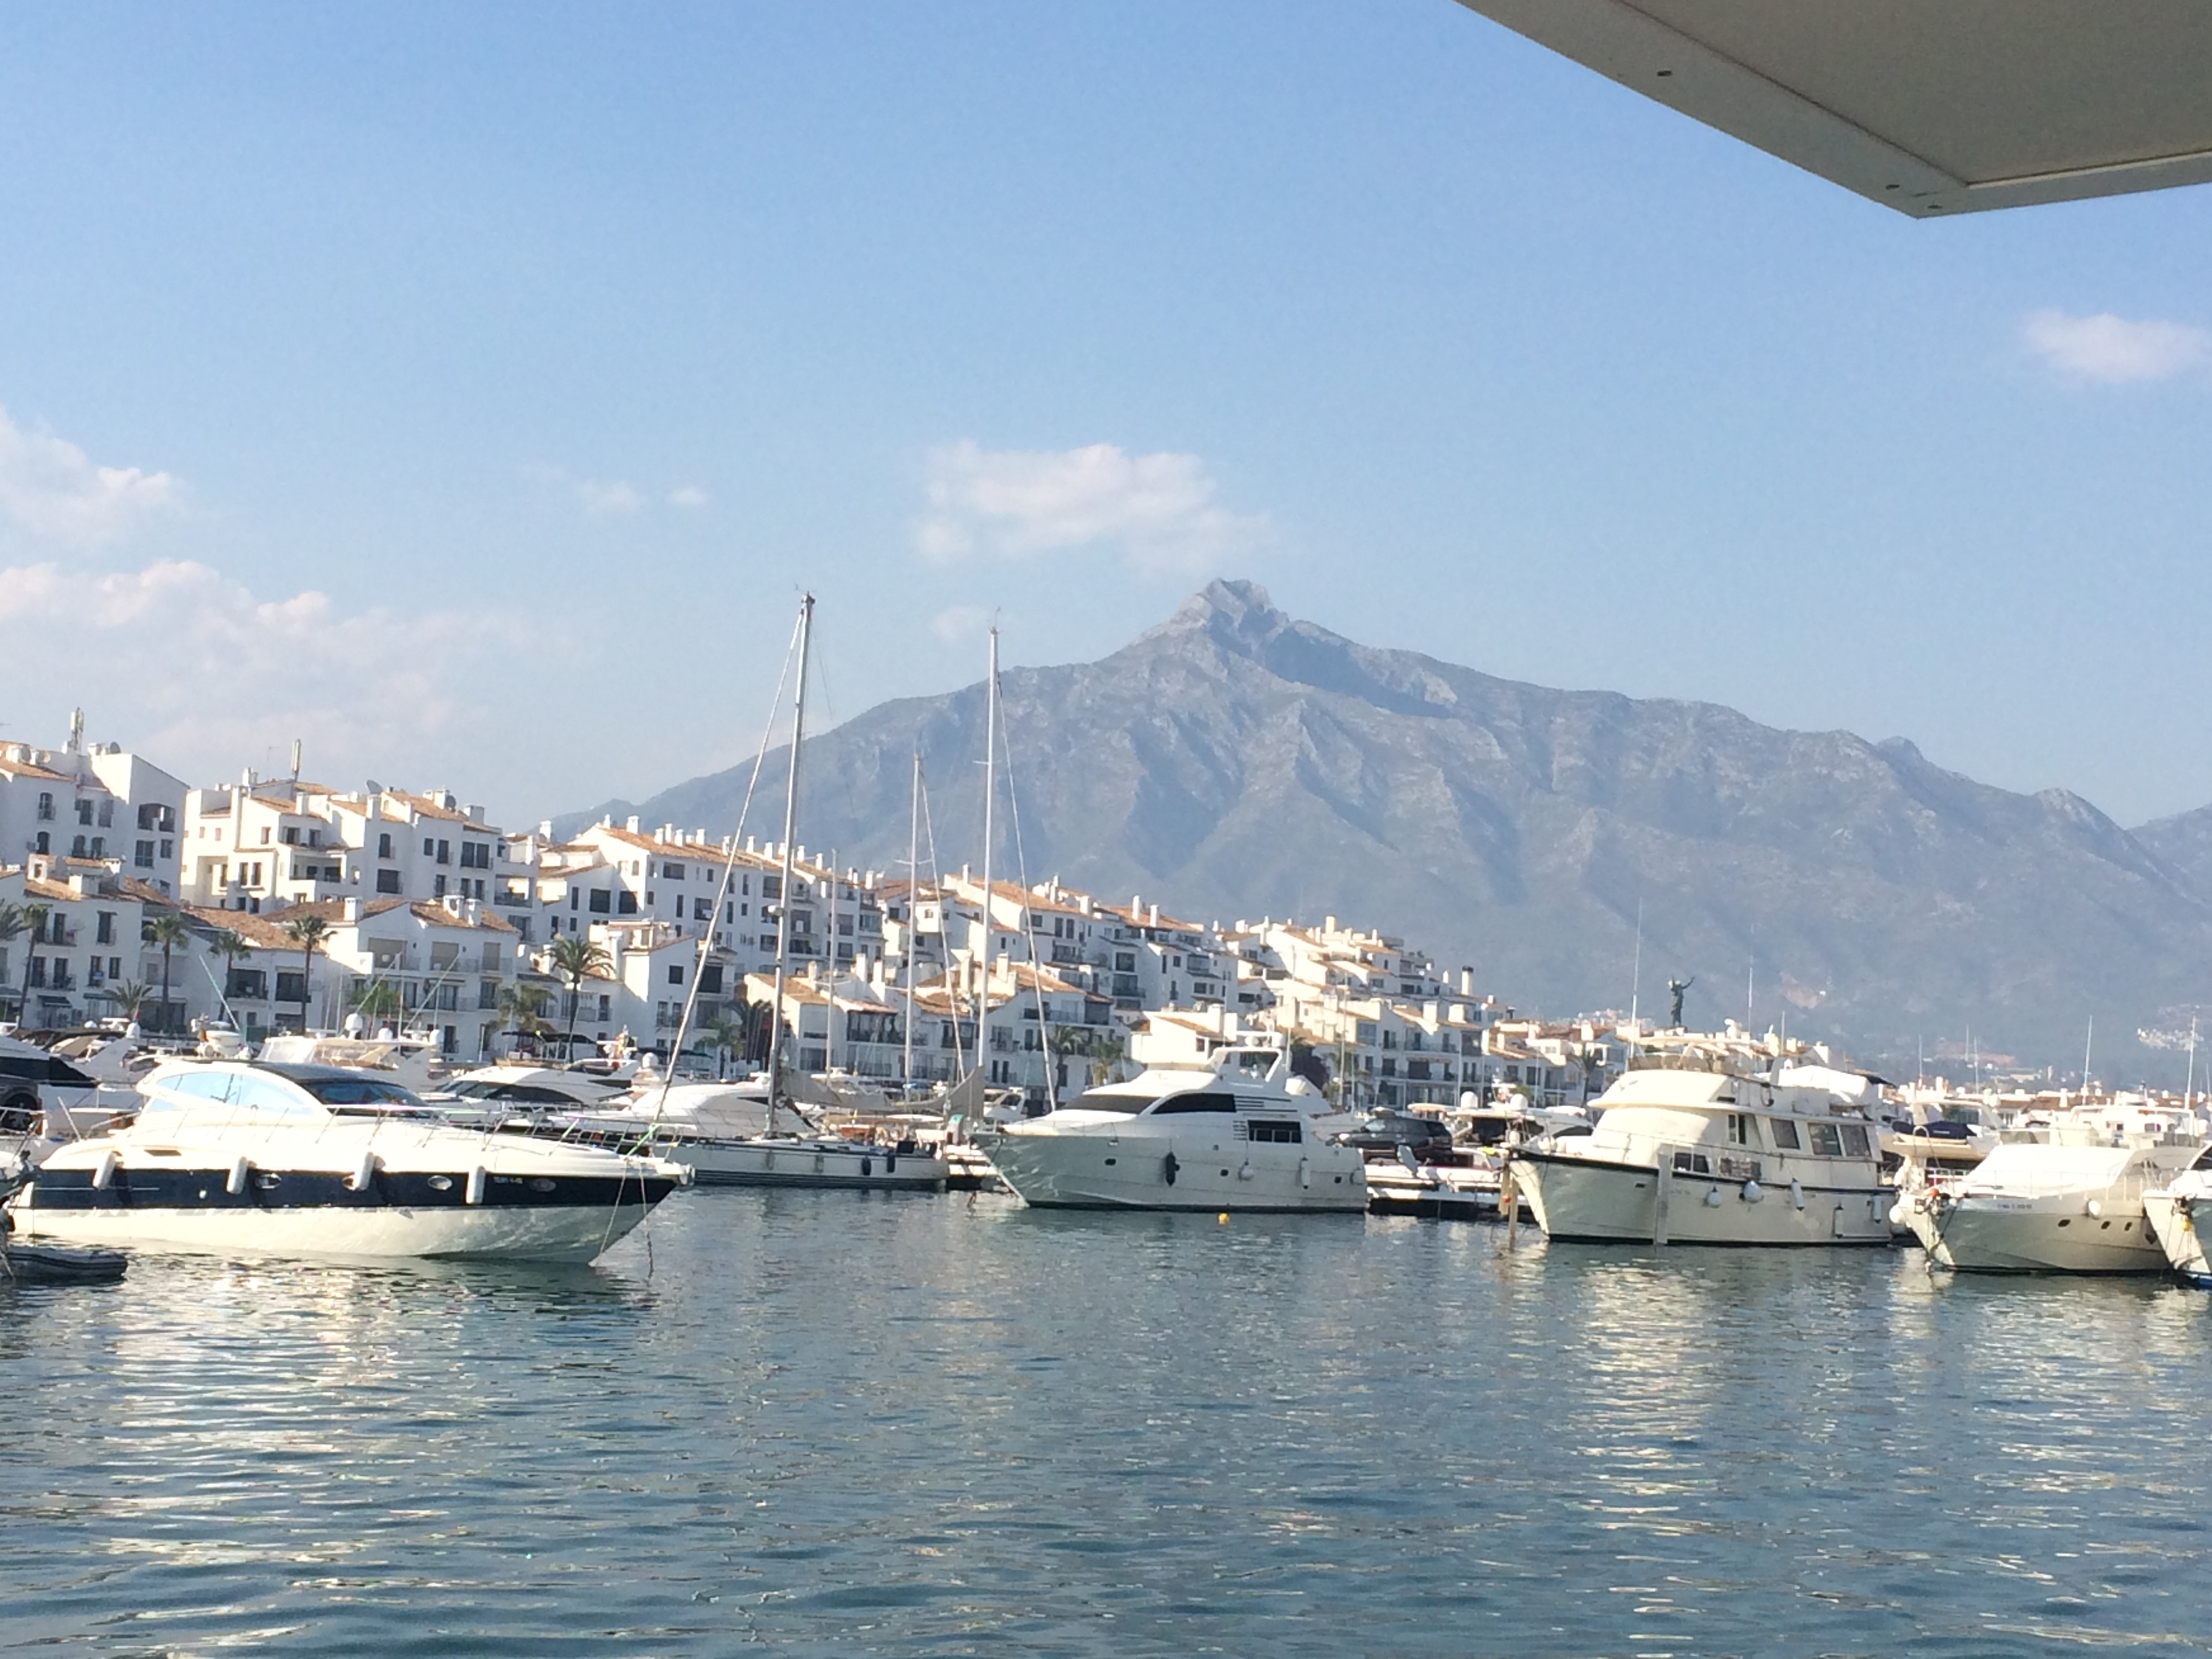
top-left (0, 1), bottom-right (2207, 827)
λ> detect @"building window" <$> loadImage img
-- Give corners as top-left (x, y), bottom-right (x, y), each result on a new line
top-left (77, 799), bottom-right (94, 825)
top-left (98, 800), bottom-right (113, 827)
top-left (138, 804), bottom-right (159, 830)
top-left (617, 892), bottom-right (638, 915)
top-left (95, 912), bottom-right (114, 945)
top-left (378, 832), bottom-right (394, 859)
top-left (88, 838), bottom-right (104, 859)
top-left (661, 862), bottom-right (685, 880)
top-left (433, 874), bottom-right (447, 897)
top-left (375, 869), bottom-right (402, 894)
top-left (436, 840), bottom-right (451, 864)
top-left (667, 964), bottom-right (684, 985)
top-left (693, 897), bottom-right (710, 921)
top-left (33, 832), bottom-right (47, 855)
top-left (37, 792), bottom-right (54, 821)
top-left (588, 889), bottom-right (611, 914)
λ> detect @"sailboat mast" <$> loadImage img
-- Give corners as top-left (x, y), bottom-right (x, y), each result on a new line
top-left (977, 625), bottom-right (998, 1021)
top-left (765, 592), bottom-right (813, 1130)
top-left (905, 751), bottom-right (920, 1086)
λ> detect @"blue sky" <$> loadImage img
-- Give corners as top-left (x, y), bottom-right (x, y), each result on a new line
top-left (0, 1), bottom-right (2207, 825)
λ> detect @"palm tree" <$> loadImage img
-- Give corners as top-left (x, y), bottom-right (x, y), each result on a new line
top-left (16, 902), bottom-right (49, 1025)
top-left (1052, 1025), bottom-right (1126, 1088)
top-left (547, 934), bottom-right (612, 1060)
top-left (349, 979), bottom-right (405, 1031)
top-left (143, 911), bottom-right (190, 1034)
top-left (698, 1008), bottom-right (749, 1079)
top-left (495, 982), bottom-right (551, 1054)
top-left (0, 901), bottom-right (30, 1023)
top-left (205, 928), bottom-right (251, 1014)
top-left (280, 913), bottom-right (332, 1033)
top-left (106, 980), bottom-right (154, 1023)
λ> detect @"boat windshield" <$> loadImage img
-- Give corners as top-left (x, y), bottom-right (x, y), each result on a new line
top-left (1071, 1090), bottom-right (1149, 1113)
top-left (298, 1076), bottom-right (429, 1109)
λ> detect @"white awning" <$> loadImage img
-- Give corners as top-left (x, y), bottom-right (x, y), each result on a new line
top-left (1458, 1), bottom-right (2212, 215)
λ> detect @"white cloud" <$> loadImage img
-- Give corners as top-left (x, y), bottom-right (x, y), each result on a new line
top-left (668, 485), bottom-right (710, 508)
top-left (930, 603), bottom-right (989, 644)
top-left (2022, 309), bottom-right (2212, 384)
top-left (575, 478), bottom-right (644, 514)
top-left (0, 405), bottom-right (178, 546)
top-left (916, 440), bottom-right (1269, 575)
top-left (0, 556), bottom-right (539, 796)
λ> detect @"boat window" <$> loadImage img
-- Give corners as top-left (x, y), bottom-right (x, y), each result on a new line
top-left (1073, 1090), bottom-right (1148, 1114)
top-left (1769, 1117), bottom-right (1802, 1150)
top-left (224, 1071), bottom-right (323, 1120)
top-left (1726, 1113), bottom-right (1759, 1147)
top-left (1808, 1124), bottom-right (1845, 1157)
top-left (1150, 1092), bottom-right (1238, 1114)
top-left (1671, 1151), bottom-right (1711, 1174)
top-left (148, 1070), bottom-right (234, 1108)
top-left (1246, 1120), bottom-right (1302, 1144)
top-left (300, 1076), bottom-right (426, 1108)
top-left (1839, 1124), bottom-right (1871, 1158)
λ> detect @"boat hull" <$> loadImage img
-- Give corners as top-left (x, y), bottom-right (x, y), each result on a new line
top-left (659, 1138), bottom-right (947, 1191)
top-left (2144, 1191), bottom-right (2211, 1283)
top-left (13, 1162), bottom-right (680, 1264)
top-left (1515, 1151), bottom-right (1892, 1246)
top-left (984, 1126), bottom-right (1365, 1212)
top-left (1906, 1195), bottom-right (2168, 1274)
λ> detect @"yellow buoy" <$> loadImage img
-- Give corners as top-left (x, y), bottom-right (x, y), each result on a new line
top-left (1217, 1212), bottom-right (1229, 1223)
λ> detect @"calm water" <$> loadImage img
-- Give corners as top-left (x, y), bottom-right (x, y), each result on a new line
top-left (5, 1193), bottom-right (2212, 1658)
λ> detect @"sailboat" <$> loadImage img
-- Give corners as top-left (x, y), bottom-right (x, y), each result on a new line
top-left (629, 594), bottom-right (947, 1192)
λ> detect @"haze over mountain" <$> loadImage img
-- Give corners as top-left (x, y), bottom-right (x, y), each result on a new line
top-left (567, 581), bottom-right (2212, 1075)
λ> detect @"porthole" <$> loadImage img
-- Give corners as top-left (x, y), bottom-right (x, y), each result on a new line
top-left (2058, 1218), bottom-right (2072, 1228)
top-left (428, 1174), bottom-right (453, 1191)
top-left (529, 1177), bottom-right (557, 1193)
top-left (1103, 1158), bottom-right (1116, 1166)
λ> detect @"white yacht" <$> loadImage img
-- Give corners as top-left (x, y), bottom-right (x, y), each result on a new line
top-left (1509, 1057), bottom-right (1892, 1246)
top-left (7, 1059), bottom-right (691, 1263)
top-left (1904, 1138), bottom-right (2202, 1273)
top-left (981, 1044), bottom-right (1366, 1212)
top-left (2144, 1146), bottom-right (2212, 1286)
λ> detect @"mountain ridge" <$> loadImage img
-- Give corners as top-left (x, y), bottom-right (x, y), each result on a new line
top-left (562, 579), bottom-right (2212, 1071)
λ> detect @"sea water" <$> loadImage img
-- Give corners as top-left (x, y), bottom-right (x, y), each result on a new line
top-left (3, 1192), bottom-right (2211, 1656)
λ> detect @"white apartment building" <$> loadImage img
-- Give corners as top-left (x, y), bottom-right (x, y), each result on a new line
top-left (0, 855), bottom-right (171, 1029)
top-left (176, 893), bottom-right (521, 1057)
top-left (181, 780), bottom-right (508, 914)
top-left (0, 723), bottom-right (185, 899)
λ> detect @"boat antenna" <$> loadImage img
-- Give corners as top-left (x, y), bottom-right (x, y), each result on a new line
top-left (2081, 1015), bottom-right (2094, 1101)
top-left (2187, 1015), bottom-right (2199, 1109)
top-left (764, 594), bottom-right (814, 1136)
top-left (642, 605), bottom-right (803, 1125)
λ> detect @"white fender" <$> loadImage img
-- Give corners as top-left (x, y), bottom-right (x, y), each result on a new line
top-left (1741, 1180), bottom-right (1763, 1204)
top-left (226, 1155), bottom-right (251, 1195)
top-left (1238, 1162), bottom-right (1254, 1181)
top-left (1703, 1187), bottom-right (1723, 1208)
top-left (348, 1151), bottom-right (380, 1192)
top-left (91, 1149), bottom-right (119, 1189)
top-left (1789, 1179), bottom-right (1805, 1210)
top-left (1888, 1201), bottom-right (1908, 1228)
top-left (2085, 1198), bottom-right (2104, 1218)
top-left (466, 1165), bottom-right (487, 1206)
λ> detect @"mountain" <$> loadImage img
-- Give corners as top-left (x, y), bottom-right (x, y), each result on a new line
top-left (565, 579), bottom-right (2212, 1073)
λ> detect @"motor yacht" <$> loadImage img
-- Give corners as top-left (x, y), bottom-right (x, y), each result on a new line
top-left (2144, 1145), bottom-right (2212, 1285)
top-left (1904, 1137), bottom-right (2203, 1273)
top-left (981, 1042), bottom-right (1366, 1212)
top-left (1509, 1055), bottom-right (1892, 1246)
top-left (8, 1059), bottom-right (690, 1263)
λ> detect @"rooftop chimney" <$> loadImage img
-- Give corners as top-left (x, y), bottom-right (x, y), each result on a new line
top-left (342, 897), bottom-right (362, 922)
top-left (626, 815), bottom-right (641, 834)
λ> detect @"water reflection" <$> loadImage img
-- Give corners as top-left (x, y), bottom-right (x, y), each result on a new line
top-left (5, 1206), bottom-right (2212, 1655)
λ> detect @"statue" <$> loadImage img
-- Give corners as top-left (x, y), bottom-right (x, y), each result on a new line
top-left (1667, 976), bottom-right (1694, 1030)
